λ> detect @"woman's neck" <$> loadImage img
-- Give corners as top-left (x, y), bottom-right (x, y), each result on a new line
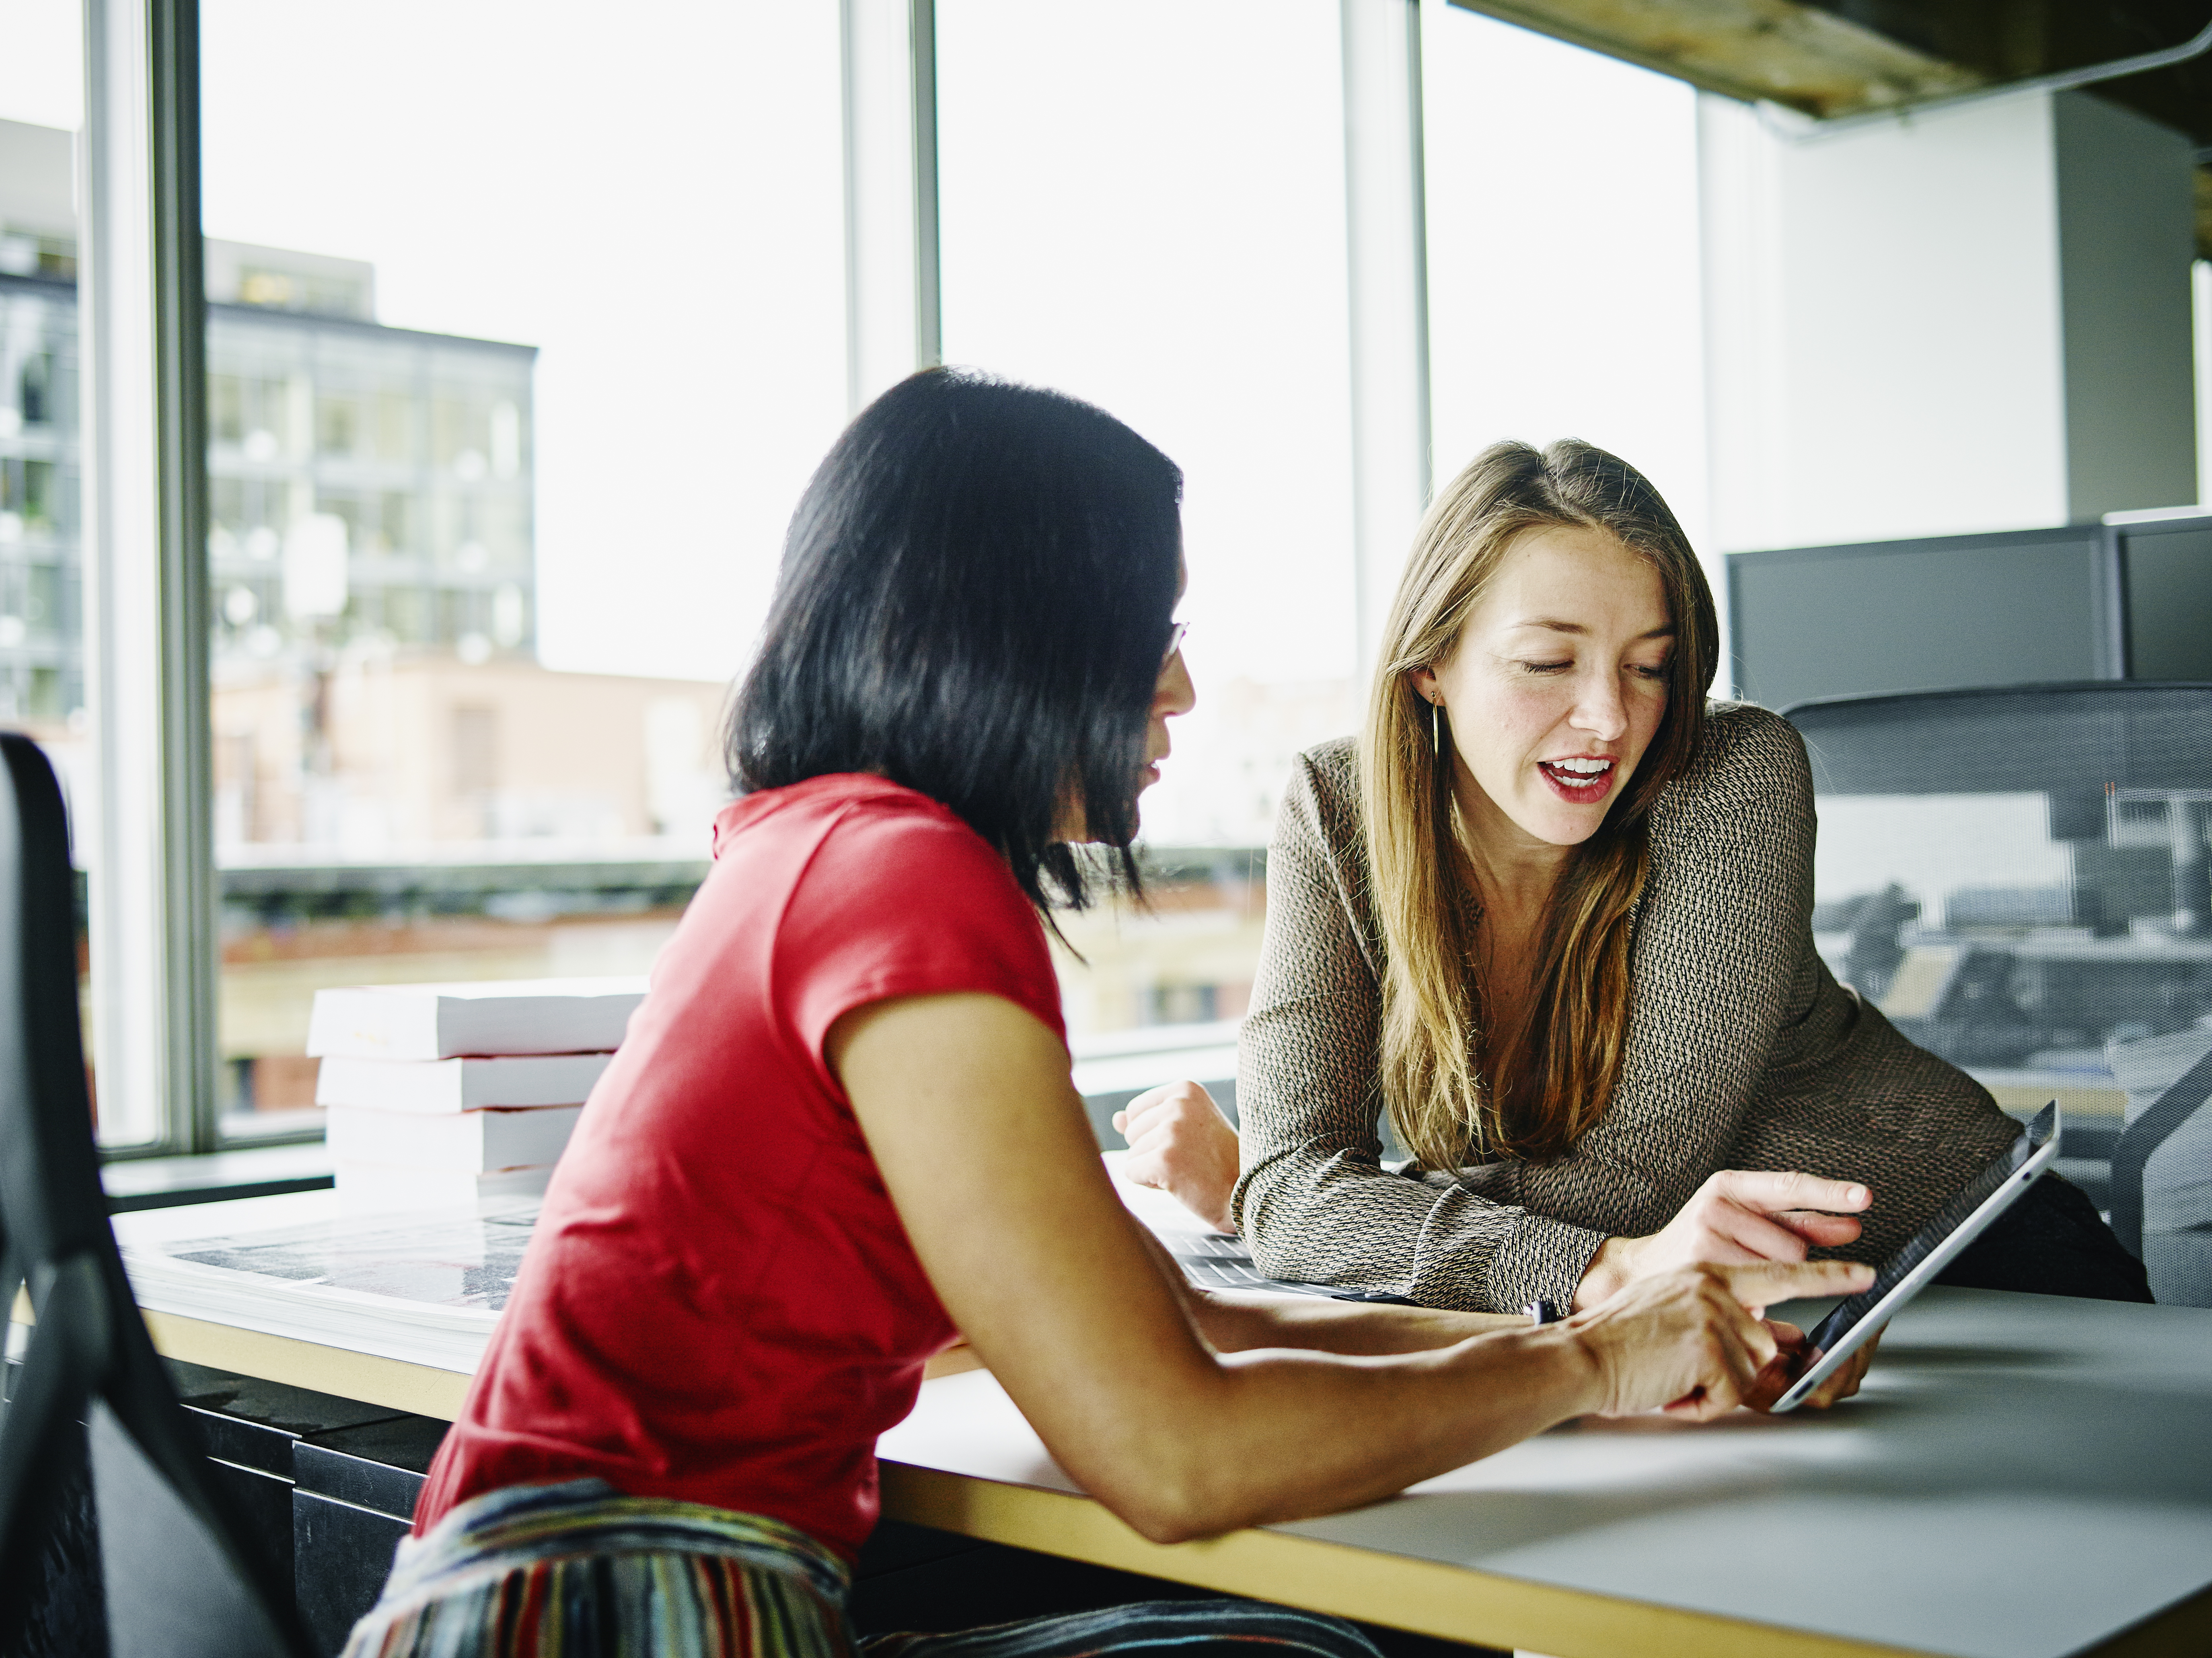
top-left (1450, 772), bottom-right (1571, 922)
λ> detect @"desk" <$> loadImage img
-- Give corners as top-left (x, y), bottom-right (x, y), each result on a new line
top-left (56, 1199), bottom-right (2212, 1658)
top-left (879, 1290), bottom-right (2212, 1658)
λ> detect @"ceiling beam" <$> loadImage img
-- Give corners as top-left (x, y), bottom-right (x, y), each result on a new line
top-left (1445, 0), bottom-right (1983, 117)
top-left (1446, 0), bottom-right (2212, 255)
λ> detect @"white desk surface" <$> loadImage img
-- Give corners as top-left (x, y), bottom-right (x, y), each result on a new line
top-left (83, 1193), bottom-right (2212, 1658)
top-left (881, 1287), bottom-right (2212, 1658)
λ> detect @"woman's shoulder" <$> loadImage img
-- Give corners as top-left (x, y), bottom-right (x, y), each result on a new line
top-left (1296, 734), bottom-right (1360, 797)
top-left (1278, 736), bottom-right (1364, 853)
top-left (1656, 702), bottom-right (1813, 825)
top-left (820, 780), bottom-right (1025, 899)
top-left (715, 774), bottom-right (1030, 921)
top-left (1697, 701), bottom-right (1809, 770)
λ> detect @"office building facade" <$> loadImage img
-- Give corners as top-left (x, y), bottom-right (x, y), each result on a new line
top-left (0, 258), bottom-right (539, 738)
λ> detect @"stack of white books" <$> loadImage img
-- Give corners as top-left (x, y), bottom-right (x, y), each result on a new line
top-left (308, 977), bottom-right (648, 1210)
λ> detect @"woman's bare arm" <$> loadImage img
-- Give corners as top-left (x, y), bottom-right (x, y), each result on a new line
top-left (1115, 1220), bottom-right (1524, 1355)
top-left (831, 990), bottom-right (1871, 1545)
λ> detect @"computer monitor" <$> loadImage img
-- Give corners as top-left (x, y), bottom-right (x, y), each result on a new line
top-left (1726, 526), bottom-right (2119, 709)
top-left (2117, 516), bottom-right (2212, 681)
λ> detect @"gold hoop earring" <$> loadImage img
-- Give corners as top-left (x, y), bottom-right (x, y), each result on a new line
top-left (1431, 699), bottom-right (1441, 758)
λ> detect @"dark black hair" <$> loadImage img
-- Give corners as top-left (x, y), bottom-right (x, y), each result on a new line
top-left (726, 368), bottom-right (1184, 912)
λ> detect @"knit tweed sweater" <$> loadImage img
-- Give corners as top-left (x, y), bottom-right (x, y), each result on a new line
top-left (1231, 703), bottom-right (2023, 1315)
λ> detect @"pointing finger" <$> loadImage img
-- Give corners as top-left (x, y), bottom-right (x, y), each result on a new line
top-left (1712, 1258), bottom-right (1874, 1308)
top-left (1712, 1169), bottom-right (1872, 1215)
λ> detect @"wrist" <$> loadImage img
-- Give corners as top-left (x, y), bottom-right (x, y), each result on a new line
top-left (1532, 1319), bottom-right (1611, 1420)
top-left (1571, 1236), bottom-right (1633, 1311)
top-left (1438, 1319), bottom-right (1608, 1424)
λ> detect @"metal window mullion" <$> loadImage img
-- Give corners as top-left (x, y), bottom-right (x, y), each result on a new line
top-left (1342, 0), bottom-right (1433, 683)
top-left (840, 0), bottom-right (943, 416)
top-left (82, 0), bottom-right (217, 1157)
top-left (909, 0), bottom-right (942, 372)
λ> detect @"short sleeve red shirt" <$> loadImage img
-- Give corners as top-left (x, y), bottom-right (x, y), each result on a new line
top-left (414, 774), bottom-right (1064, 1558)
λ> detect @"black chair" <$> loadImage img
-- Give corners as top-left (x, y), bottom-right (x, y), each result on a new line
top-left (0, 732), bottom-right (309, 1657)
top-left (1786, 683), bottom-right (2212, 1307)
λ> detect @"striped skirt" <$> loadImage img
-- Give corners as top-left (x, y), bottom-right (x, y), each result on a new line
top-left (341, 1479), bottom-right (1386, 1658)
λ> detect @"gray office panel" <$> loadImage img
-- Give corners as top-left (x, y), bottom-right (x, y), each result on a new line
top-left (1728, 527), bottom-right (2116, 709)
top-left (2122, 521), bottom-right (2212, 680)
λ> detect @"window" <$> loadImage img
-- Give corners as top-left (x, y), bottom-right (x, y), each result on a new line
top-left (937, 0), bottom-right (1357, 1043)
top-left (1421, 0), bottom-right (1709, 574)
top-left (18, 351), bottom-right (52, 424)
top-left (193, 0), bottom-right (848, 1139)
top-left (29, 0), bottom-right (1467, 1148)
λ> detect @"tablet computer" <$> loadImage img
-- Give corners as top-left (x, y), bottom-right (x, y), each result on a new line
top-left (1768, 1101), bottom-right (2060, 1413)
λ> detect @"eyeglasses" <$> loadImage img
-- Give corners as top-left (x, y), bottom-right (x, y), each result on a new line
top-left (1162, 622), bottom-right (1188, 670)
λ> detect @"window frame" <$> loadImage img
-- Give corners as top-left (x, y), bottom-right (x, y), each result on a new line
top-left (82, 0), bottom-right (218, 1158)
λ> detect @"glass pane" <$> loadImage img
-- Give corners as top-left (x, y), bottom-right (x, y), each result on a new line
top-left (1421, 1), bottom-right (1709, 573)
top-left (0, 3), bottom-right (116, 1139)
top-left (200, 2), bottom-right (847, 1140)
top-left (937, 0), bottom-right (1354, 1050)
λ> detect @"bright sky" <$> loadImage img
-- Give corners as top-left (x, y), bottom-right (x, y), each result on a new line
top-left (0, 0), bottom-right (77, 128)
top-left (1, 0), bottom-right (1709, 701)
top-left (1423, 0), bottom-right (1709, 561)
top-left (196, 0), bottom-right (849, 688)
top-left (939, 0), bottom-right (1356, 688)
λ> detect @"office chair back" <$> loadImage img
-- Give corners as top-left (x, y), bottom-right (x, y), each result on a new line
top-left (0, 733), bottom-right (308, 1658)
top-left (1786, 683), bottom-right (2212, 1307)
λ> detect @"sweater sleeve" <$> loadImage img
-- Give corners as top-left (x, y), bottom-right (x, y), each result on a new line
top-left (1231, 744), bottom-right (1608, 1313)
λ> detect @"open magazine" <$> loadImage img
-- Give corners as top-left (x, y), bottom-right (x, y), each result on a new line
top-left (114, 1195), bottom-right (539, 1373)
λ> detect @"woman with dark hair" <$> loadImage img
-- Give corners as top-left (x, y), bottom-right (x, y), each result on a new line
top-left (1119, 438), bottom-right (2149, 1317)
top-left (343, 386), bottom-right (1871, 1658)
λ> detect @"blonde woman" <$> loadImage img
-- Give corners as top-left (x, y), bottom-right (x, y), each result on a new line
top-left (1118, 439), bottom-right (2150, 1325)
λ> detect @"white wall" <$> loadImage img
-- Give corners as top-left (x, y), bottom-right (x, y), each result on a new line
top-left (1700, 90), bottom-right (2069, 555)
top-left (1701, 86), bottom-right (2200, 560)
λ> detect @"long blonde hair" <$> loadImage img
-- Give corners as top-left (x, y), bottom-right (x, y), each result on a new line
top-left (1361, 440), bottom-right (1718, 1169)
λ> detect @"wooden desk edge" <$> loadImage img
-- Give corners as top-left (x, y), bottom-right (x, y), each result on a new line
top-left (140, 1310), bottom-right (476, 1420)
top-left (12, 1298), bottom-right (472, 1420)
top-left (878, 1464), bottom-right (2212, 1658)
top-left (880, 1462), bottom-right (1897, 1658)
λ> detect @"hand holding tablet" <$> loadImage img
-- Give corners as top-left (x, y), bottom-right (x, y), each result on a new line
top-left (1573, 1168), bottom-right (1876, 1310)
top-left (1765, 1101), bottom-right (2062, 1413)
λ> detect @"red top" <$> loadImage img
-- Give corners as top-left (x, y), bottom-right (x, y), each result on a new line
top-left (414, 774), bottom-right (1064, 1558)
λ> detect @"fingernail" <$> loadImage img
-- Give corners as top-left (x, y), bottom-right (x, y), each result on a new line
top-left (1848, 1186), bottom-right (1869, 1204)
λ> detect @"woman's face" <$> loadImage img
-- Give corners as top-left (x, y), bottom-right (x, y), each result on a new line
top-left (1142, 640), bottom-right (1196, 795)
top-left (1141, 561), bottom-right (1196, 797)
top-left (1061, 562), bottom-right (1193, 843)
top-left (1411, 526), bottom-right (1672, 857)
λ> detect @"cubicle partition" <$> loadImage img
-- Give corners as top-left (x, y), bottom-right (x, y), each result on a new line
top-left (1726, 513), bottom-right (2212, 711)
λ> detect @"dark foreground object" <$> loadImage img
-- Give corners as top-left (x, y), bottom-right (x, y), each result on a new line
top-left (1935, 1174), bottom-right (2154, 1303)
